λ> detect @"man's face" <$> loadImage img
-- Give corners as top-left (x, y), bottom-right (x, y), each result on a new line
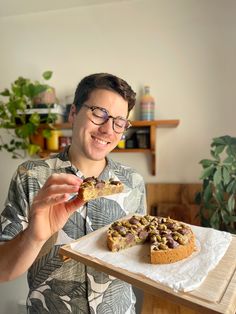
top-left (69, 89), bottom-right (129, 161)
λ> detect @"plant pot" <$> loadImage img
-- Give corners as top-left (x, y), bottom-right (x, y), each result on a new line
top-left (33, 88), bottom-right (57, 106)
top-left (30, 132), bottom-right (45, 150)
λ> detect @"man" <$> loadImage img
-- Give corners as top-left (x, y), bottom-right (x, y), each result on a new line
top-left (0, 73), bottom-right (146, 313)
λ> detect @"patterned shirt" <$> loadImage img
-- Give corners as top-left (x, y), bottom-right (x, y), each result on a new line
top-left (0, 148), bottom-right (146, 313)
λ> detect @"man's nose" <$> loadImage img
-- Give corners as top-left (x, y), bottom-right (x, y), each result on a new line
top-left (98, 117), bottom-right (114, 133)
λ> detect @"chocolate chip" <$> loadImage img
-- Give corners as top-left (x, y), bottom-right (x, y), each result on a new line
top-left (110, 181), bottom-right (120, 185)
top-left (138, 230), bottom-right (149, 240)
top-left (178, 228), bottom-right (189, 235)
top-left (95, 182), bottom-right (105, 189)
top-left (83, 176), bottom-right (97, 184)
top-left (125, 233), bottom-right (135, 244)
top-left (167, 238), bottom-right (179, 248)
top-left (129, 217), bottom-right (140, 225)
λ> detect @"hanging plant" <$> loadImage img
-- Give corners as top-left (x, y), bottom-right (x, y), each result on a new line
top-left (0, 71), bottom-right (57, 158)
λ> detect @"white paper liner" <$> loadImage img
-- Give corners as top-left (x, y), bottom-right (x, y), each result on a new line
top-left (70, 225), bottom-right (232, 292)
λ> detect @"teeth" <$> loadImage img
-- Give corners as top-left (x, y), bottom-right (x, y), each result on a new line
top-left (94, 137), bottom-right (108, 145)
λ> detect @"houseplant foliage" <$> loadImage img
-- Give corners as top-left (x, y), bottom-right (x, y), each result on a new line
top-left (196, 135), bottom-right (236, 234)
top-left (0, 71), bottom-right (57, 158)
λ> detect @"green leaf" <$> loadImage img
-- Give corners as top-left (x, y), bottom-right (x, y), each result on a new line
top-left (227, 194), bottom-right (235, 213)
top-left (33, 84), bottom-right (48, 96)
top-left (42, 129), bottom-right (52, 139)
top-left (203, 184), bottom-right (212, 203)
top-left (17, 100), bottom-right (27, 111)
top-left (29, 112), bottom-right (40, 125)
top-left (226, 180), bottom-right (235, 194)
top-left (214, 186), bottom-right (224, 203)
top-left (212, 136), bottom-right (227, 145)
top-left (25, 83), bottom-right (35, 98)
top-left (46, 113), bottom-right (57, 124)
top-left (27, 144), bottom-right (41, 156)
top-left (214, 144), bottom-right (225, 155)
top-left (232, 181), bottom-right (236, 194)
top-left (205, 202), bottom-right (218, 211)
top-left (226, 145), bottom-right (236, 157)
top-left (11, 84), bottom-right (22, 97)
top-left (213, 167), bottom-right (222, 185)
top-left (200, 166), bottom-right (215, 180)
top-left (15, 123), bottom-right (36, 138)
top-left (221, 210), bottom-right (231, 224)
top-left (222, 166), bottom-right (231, 185)
top-left (224, 135), bottom-right (236, 145)
top-left (223, 156), bottom-right (234, 164)
top-left (0, 88), bottom-right (10, 96)
top-left (199, 159), bottom-right (215, 168)
top-left (210, 210), bottom-right (220, 229)
top-left (43, 71), bottom-right (53, 80)
top-left (210, 149), bottom-right (216, 159)
top-left (227, 215), bottom-right (236, 222)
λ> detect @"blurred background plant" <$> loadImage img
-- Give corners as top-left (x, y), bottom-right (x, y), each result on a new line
top-left (0, 71), bottom-right (57, 158)
top-left (195, 135), bottom-right (236, 234)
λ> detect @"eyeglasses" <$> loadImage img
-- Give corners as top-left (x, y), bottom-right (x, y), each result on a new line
top-left (83, 104), bottom-right (131, 134)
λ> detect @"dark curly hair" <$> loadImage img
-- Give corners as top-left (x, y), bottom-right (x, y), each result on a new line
top-left (73, 73), bottom-right (136, 116)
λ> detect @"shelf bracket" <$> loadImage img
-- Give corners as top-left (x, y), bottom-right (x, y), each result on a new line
top-left (151, 150), bottom-right (156, 176)
top-left (150, 125), bottom-right (156, 175)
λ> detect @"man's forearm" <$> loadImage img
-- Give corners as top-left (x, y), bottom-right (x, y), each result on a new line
top-left (0, 228), bottom-right (46, 282)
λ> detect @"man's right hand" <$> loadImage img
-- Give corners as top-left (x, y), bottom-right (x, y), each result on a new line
top-left (29, 173), bottom-right (84, 243)
top-left (0, 173), bottom-right (84, 282)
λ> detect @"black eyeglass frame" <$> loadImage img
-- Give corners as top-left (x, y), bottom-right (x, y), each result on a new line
top-left (83, 104), bottom-right (131, 134)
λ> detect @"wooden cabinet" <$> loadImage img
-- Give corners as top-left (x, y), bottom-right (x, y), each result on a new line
top-left (145, 183), bottom-right (201, 225)
top-left (38, 119), bottom-right (179, 175)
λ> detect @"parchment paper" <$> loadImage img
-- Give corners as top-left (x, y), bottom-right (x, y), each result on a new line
top-left (70, 225), bottom-right (232, 292)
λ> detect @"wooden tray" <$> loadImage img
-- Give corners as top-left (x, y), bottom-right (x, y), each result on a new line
top-left (59, 227), bottom-right (236, 314)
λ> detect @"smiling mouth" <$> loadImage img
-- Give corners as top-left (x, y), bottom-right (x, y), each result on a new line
top-left (92, 135), bottom-right (111, 145)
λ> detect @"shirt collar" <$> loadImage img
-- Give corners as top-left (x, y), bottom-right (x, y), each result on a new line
top-left (57, 145), bottom-right (113, 180)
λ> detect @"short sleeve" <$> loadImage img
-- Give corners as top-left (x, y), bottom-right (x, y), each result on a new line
top-left (0, 168), bottom-right (29, 242)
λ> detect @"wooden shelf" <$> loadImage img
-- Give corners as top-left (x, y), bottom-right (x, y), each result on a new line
top-left (130, 120), bottom-right (179, 127)
top-left (38, 119), bottom-right (180, 175)
top-left (113, 119), bottom-right (179, 175)
top-left (39, 119), bottom-right (179, 130)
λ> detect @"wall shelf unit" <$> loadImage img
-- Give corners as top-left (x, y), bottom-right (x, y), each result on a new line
top-left (38, 119), bottom-right (180, 175)
top-left (113, 120), bottom-right (180, 175)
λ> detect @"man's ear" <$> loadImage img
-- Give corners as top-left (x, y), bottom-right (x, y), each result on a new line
top-left (68, 104), bottom-right (77, 123)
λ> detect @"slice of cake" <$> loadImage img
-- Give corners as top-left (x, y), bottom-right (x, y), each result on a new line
top-left (77, 176), bottom-right (124, 202)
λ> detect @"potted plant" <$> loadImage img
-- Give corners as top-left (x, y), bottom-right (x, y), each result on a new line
top-left (0, 71), bottom-right (57, 158)
top-left (195, 135), bottom-right (236, 234)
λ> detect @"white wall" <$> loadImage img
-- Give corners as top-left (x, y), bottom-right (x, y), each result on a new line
top-left (0, 0), bottom-right (236, 312)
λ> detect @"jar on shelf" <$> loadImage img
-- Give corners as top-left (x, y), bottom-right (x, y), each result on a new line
top-left (140, 85), bottom-right (155, 121)
top-left (117, 135), bottom-right (126, 149)
top-left (46, 130), bottom-right (62, 151)
top-left (136, 129), bottom-right (150, 148)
